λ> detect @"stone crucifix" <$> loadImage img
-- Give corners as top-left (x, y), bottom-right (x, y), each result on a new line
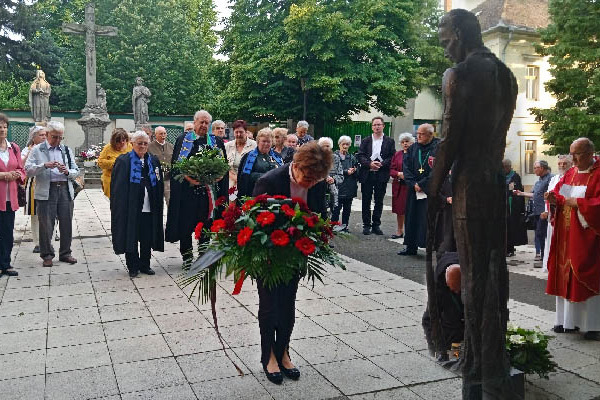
top-left (62, 2), bottom-right (118, 109)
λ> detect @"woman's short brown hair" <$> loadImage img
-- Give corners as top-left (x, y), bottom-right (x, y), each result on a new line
top-left (110, 128), bottom-right (129, 149)
top-left (293, 141), bottom-right (333, 180)
top-left (0, 113), bottom-right (9, 126)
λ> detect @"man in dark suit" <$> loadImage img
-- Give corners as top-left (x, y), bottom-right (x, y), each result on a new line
top-left (356, 116), bottom-right (396, 235)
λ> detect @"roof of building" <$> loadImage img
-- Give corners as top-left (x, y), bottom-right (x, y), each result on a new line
top-left (472, 0), bottom-right (549, 33)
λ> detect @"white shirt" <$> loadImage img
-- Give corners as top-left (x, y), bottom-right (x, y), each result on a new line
top-left (47, 142), bottom-right (68, 182)
top-left (370, 135), bottom-right (383, 161)
top-left (140, 158), bottom-right (151, 213)
top-left (0, 142), bottom-right (12, 201)
top-left (289, 163), bottom-right (308, 203)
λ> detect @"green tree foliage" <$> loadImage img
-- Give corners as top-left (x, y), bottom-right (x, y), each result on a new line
top-left (221, 0), bottom-right (447, 130)
top-left (35, 0), bottom-right (217, 114)
top-left (0, 74), bottom-right (29, 110)
top-left (530, 0), bottom-right (600, 154)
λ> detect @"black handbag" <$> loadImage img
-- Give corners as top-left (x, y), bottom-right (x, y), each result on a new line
top-left (10, 144), bottom-right (27, 207)
top-left (523, 199), bottom-right (537, 230)
top-left (63, 146), bottom-right (84, 198)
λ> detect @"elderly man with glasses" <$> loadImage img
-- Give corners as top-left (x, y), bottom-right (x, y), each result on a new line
top-left (25, 121), bottom-right (80, 267)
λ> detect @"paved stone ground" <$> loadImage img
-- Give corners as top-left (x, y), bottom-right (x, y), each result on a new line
top-left (0, 189), bottom-right (599, 399)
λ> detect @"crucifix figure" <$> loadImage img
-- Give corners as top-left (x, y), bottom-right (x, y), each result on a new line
top-left (62, 3), bottom-right (117, 109)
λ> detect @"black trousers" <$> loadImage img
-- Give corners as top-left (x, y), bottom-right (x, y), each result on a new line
top-left (0, 202), bottom-right (15, 270)
top-left (361, 173), bottom-right (387, 228)
top-left (332, 197), bottom-right (353, 226)
top-left (535, 215), bottom-right (548, 258)
top-left (125, 212), bottom-right (152, 273)
top-left (257, 276), bottom-right (300, 367)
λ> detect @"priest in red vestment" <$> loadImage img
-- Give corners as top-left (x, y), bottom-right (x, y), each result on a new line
top-left (546, 138), bottom-right (600, 340)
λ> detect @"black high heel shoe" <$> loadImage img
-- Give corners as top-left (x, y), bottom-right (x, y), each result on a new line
top-left (279, 364), bottom-right (300, 380)
top-left (263, 365), bottom-right (283, 384)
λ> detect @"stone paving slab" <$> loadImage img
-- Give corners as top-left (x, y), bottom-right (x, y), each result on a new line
top-left (0, 189), bottom-right (598, 399)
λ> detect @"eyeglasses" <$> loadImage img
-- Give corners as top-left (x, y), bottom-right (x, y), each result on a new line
top-left (49, 135), bottom-right (62, 140)
top-left (134, 142), bottom-right (149, 146)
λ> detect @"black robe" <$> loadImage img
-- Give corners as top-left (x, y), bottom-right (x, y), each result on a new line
top-left (403, 138), bottom-right (440, 249)
top-left (165, 133), bottom-right (228, 242)
top-left (110, 152), bottom-right (164, 254)
top-left (506, 171), bottom-right (527, 248)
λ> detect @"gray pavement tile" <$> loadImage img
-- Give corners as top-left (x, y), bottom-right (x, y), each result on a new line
top-left (311, 313), bottom-right (372, 335)
top-left (382, 325), bottom-right (429, 351)
top-left (86, 260), bottom-right (125, 272)
top-left (146, 298), bottom-right (198, 316)
top-left (137, 286), bottom-right (186, 301)
top-left (293, 316), bottom-right (331, 339)
top-left (220, 322), bottom-right (262, 348)
top-left (0, 349), bottom-right (45, 380)
top-left (366, 292), bottom-right (423, 309)
top-left (85, 256), bottom-right (123, 266)
top-left (1, 285), bottom-right (48, 302)
top-left (524, 382), bottom-right (562, 400)
top-left (122, 383), bottom-right (197, 400)
top-left (378, 278), bottom-right (425, 293)
top-left (328, 271), bottom-right (372, 284)
top-left (312, 283), bottom-right (360, 298)
top-left (395, 305), bottom-right (426, 323)
top-left (353, 269), bottom-right (400, 282)
top-left (50, 272), bottom-right (91, 286)
top-left (0, 312), bottom-right (47, 334)
top-left (4, 274), bottom-right (49, 289)
top-left (46, 341), bottom-right (112, 373)
top-left (294, 286), bottom-right (324, 301)
top-left (408, 377), bottom-right (462, 400)
top-left (103, 317), bottom-right (161, 341)
top-left (99, 302), bottom-right (150, 323)
top-left (529, 370), bottom-right (600, 400)
top-left (47, 323), bottom-right (105, 348)
top-left (329, 295), bottom-right (385, 312)
top-left (48, 306), bottom-right (100, 328)
top-left (153, 310), bottom-right (211, 333)
top-left (45, 365), bottom-right (119, 400)
top-left (295, 298), bottom-right (347, 317)
top-left (92, 278), bottom-right (136, 293)
top-left (565, 341), bottom-right (600, 360)
top-left (48, 281), bottom-right (94, 298)
top-left (96, 290), bottom-right (143, 307)
top-left (0, 329), bottom-right (47, 355)
top-left (113, 357), bottom-right (187, 393)
top-left (337, 330), bottom-right (411, 357)
top-left (164, 327), bottom-right (224, 356)
top-left (209, 305), bottom-right (257, 327)
top-left (291, 335), bottom-right (362, 365)
top-left (0, 297), bottom-right (47, 316)
top-left (49, 292), bottom-right (98, 311)
top-left (108, 334), bottom-right (172, 363)
top-left (50, 263), bottom-right (89, 275)
top-left (258, 365), bottom-right (343, 400)
top-left (314, 358), bottom-right (402, 396)
top-left (551, 347), bottom-right (599, 372)
top-left (369, 352), bottom-right (456, 385)
top-left (133, 275), bottom-right (177, 289)
top-left (90, 269), bottom-right (130, 282)
top-left (342, 280), bottom-right (394, 295)
top-left (351, 309), bottom-right (417, 330)
top-left (177, 350), bottom-right (250, 383)
top-left (191, 375), bottom-right (272, 400)
top-left (0, 375), bottom-right (45, 400)
top-left (349, 387), bottom-right (421, 400)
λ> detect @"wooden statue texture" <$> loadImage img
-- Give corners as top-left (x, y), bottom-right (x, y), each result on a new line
top-left (427, 9), bottom-right (518, 399)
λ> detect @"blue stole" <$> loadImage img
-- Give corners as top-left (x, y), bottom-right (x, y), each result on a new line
top-left (241, 148), bottom-right (283, 175)
top-left (177, 131), bottom-right (216, 161)
top-left (130, 151), bottom-right (157, 187)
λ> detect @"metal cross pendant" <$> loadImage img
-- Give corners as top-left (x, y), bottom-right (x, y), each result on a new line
top-left (418, 168), bottom-right (425, 174)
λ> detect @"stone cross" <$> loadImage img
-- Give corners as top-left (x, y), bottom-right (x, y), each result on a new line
top-left (62, 2), bottom-right (117, 109)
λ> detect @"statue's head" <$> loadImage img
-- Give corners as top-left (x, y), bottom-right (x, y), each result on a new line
top-left (439, 9), bottom-right (483, 63)
top-left (135, 77), bottom-right (143, 86)
top-left (36, 70), bottom-right (46, 80)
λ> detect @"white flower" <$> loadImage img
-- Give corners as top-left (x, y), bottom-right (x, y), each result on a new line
top-left (507, 322), bottom-right (519, 331)
top-left (509, 334), bottom-right (525, 344)
top-left (526, 334), bottom-right (540, 344)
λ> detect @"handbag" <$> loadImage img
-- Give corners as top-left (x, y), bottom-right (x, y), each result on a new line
top-left (10, 143), bottom-right (27, 207)
top-left (63, 146), bottom-right (85, 198)
top-left (523, 199), bottom-right (536, 230)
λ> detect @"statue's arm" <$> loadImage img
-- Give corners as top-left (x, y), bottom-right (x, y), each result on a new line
top-left (429, 68), bottom-right (465, 197)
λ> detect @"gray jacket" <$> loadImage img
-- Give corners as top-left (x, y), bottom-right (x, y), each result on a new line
top-left (25, 142), bottom-right (80, 201)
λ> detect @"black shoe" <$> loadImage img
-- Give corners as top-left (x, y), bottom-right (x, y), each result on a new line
top-left (279, 364), bottom-right (300, 380)
top-left (583, 331), bottom-right (600, 341)
top-left (263, 365), bottom-right (283, 384)
top-left (1, 268), bottom-right (18, 277)
top-left (436, 353), bottom-right (449, 362)
top-left (362, 227), bottom-right (371, 235)
top-left (391, 234), bottom-right (404, 239)
top-left (140, 268), bottom-right (155, 275)
top-left (33, 245), bottom-right (40, 253)
top-left (397, 248), bottom-right (417, 256)
top-left (128, 270), bottom-right (139, 278)
top-left (553, 325), bottom-right (565, 333)
top-left (371, 227), bottom-right (384, 235)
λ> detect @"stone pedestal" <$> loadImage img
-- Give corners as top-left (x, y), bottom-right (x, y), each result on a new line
top-left (77, 106), bottom-right (110, 151)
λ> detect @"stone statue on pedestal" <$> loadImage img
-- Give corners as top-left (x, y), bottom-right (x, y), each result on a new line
top-left (132, 77), bottom-right (151, 127)
top-left (96, 84), bottom-right (107, 111)
top-left (29, 70), bottom-right (51, 122)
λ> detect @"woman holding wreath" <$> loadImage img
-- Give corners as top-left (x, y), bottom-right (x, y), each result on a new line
top-left (251, 141), bottom-right (331, 384)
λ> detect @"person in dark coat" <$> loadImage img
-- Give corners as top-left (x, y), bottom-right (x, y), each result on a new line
top-left (502, 159), bottom-right (527, 256)
top-left (389, 133), bottom-right (415, 238)
top-left (251, 142), bottom-right (331, 384)
top-left (399, 124), bottom-right (440, 255)
top-left (110, 131), bottom-right (164, 278)
top-left (331, 136), bottom-right (358, 231)
top-left (422, 251), bottom-right (464, 361)
top-left (165, 110), bottom-right (228, 263)
top-left (237, 128), bottom-right (282, 199)
top-left (356, 116), bottom-right (396, 235)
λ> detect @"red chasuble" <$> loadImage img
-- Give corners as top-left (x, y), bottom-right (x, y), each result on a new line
top-left (546, 158), bottom-right (600, 302)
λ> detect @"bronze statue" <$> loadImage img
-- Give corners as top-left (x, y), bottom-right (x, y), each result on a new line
top-left (427, 9), bottom-right (518, 399)
top-left (29, 70), bottom-right (51, 122)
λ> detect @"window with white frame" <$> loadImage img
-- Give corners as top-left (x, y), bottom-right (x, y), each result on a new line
top-left (524, 140), bottom-right (537, 174)
top-left (525, 66), bottom-right (540, 101)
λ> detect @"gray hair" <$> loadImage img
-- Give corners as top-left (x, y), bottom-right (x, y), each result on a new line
top-left (46, 121), bottom-right (65, 134)
top-left (418, 123), bottom-right (435, 134)
top-left (557, 154), bottom-right (573, 162)
top-left (27, 125), bottom-right (45, 146)
top-left (194, 110), bottom-right (212, 122)
top-left (398, 132), bottom-right (415, 144)
top-left (297, 120), bottom-right (309, 129)
top-left (502, 158), bottom-right (512, 167)
top-left (318, 137), bottom-right (333, 148)
top-left (131, 130), bottom-right (150, 143)
top-left (338, 135), bottom-right (352, 146)
top-left (535, 160), bottom-right (550, 170)
top-left (212, 120), bottom-right (225, 128)
top-left (154, 126), bottom-right (166, 134)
